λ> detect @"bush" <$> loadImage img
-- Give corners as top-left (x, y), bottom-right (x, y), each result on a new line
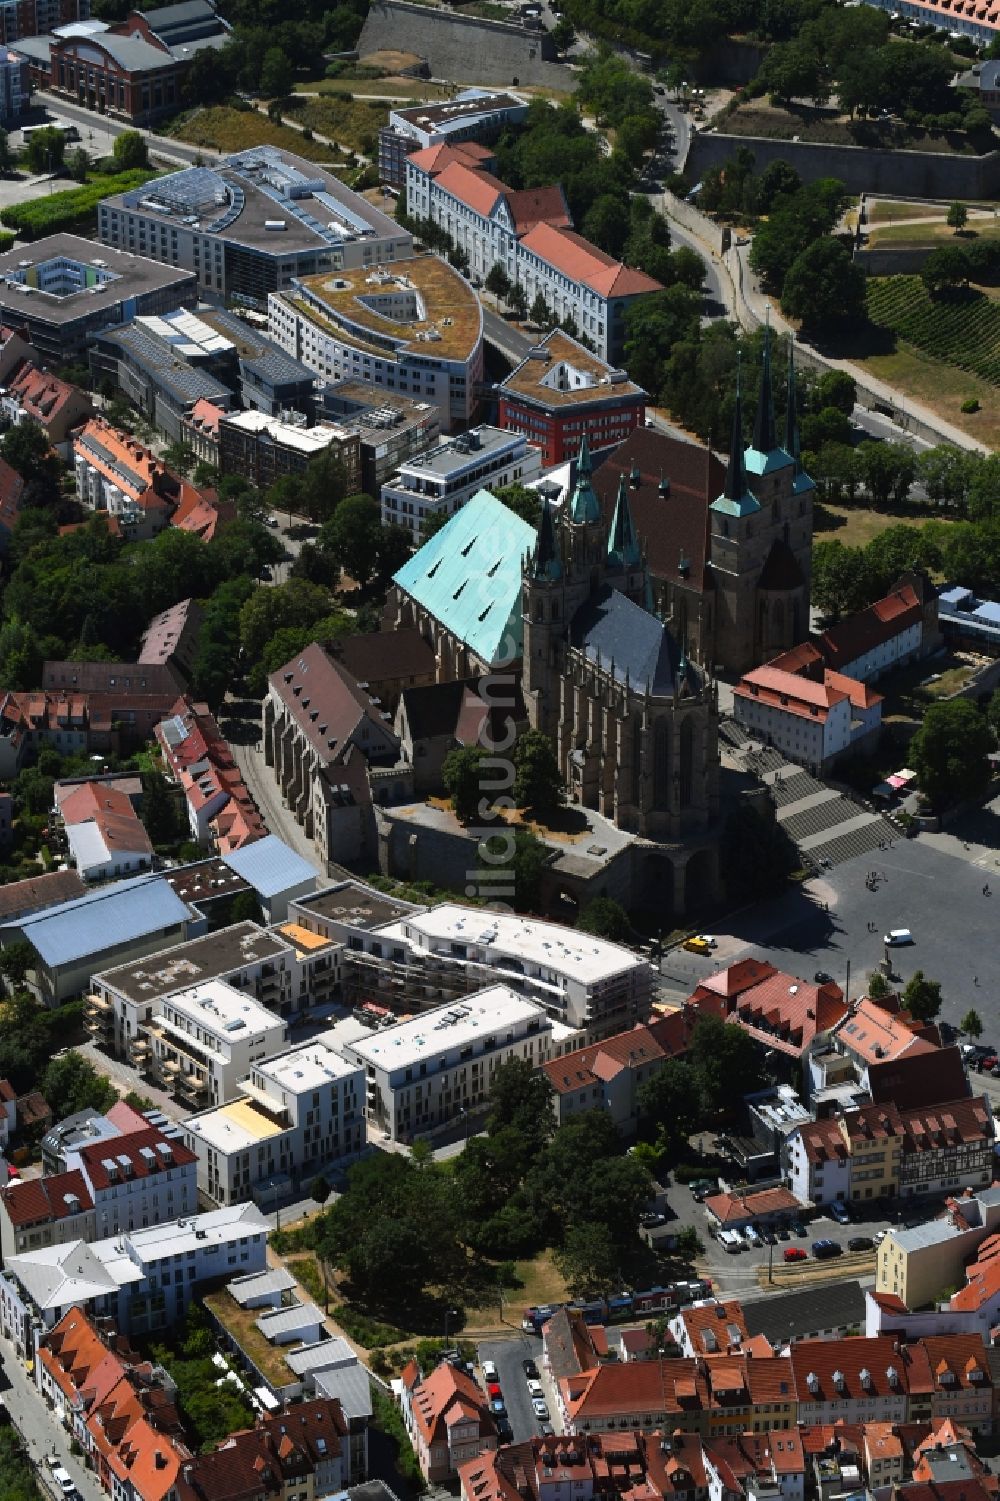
top-left (0, 169), bottom-right (156, 239)
top-left (961, 397), bottom-right (981, 412)
top-left (333, 1304), bottom-right (407, 1348)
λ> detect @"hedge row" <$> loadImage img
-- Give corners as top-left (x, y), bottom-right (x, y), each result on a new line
top-left (0, 169), bottom-right (157, 240)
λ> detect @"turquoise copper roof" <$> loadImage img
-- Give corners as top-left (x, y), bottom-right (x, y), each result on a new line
top-left (711, 368), bottom-right (759, 519)
top-left (745, 445), bottom-right (793, 477)
top-left (392, 490), bottom-right (536, 667)
top-left (570, 434), bottom-right (601, 524)
top-left (607, 474), bottom-right (641, 569)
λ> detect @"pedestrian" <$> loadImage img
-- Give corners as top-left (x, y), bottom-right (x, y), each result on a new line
top-left (975, 976), bottom-right (980, 986)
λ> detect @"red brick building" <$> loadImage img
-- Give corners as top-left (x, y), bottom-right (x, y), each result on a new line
top-left (15, 27), bottom-right (185, 123)
top-left (497, 327), bottom-right (646, 467)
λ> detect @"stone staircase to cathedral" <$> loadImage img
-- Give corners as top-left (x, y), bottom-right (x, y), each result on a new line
top-left (725, 725), bottom-right (903, 871)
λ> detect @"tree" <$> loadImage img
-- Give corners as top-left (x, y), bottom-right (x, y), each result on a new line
top-left (813, 369), bottom-right (857, 416)
top-left (41, 1051), bottom-right (117, 1120)
top-left (319, 494), bottom-right (382, 588)
top-left (260, 46), bottom-right (293, 98)
top-left (902, 970), bottom-right (943, 1024)
top-left (24, 125), bottom-right (65, 175)
top-left (485, 264), bottom-right (511, 301)
top-left (921, 245), bottom-right (970, 295)
top-left (162, 441), bottom-right (195, 476)
top-left (948, 201), bottom-right (968, 233)
top-left (68, 146), bottom-right (89, 182)
top-left (310, 1173), bottom-right (332, 1203)
top-left (960, 1008), bottom-right (983, 1039)
top-left (513, 729), bottom-right (564, 820)
top-left (488, 1056), bottom-right (555, 1155)
top-left (811, 539), bottom-right (866, 620)
top-left (781, 239), bottom-right (866, 327)
top-left (511, 828), bottom-right (548, 912)
top-left (987, 688), bottom-right (1000, 744)
top-left (239, 577), bottom-right (333, 661)
top-left (494, 483), bottom-right (541, 526)
top-left (624, 286), bottom-right (702, 394)
top-left (508, 284), bottom-right (528, 320)
top-left (577, 897), bottom-right (631, 942)
top-left (299, 448), bottom-right (348, 523)
top-left (673, 1226), bottom-right (704, 1263)
top-left (688, 1014), bottom-right (765, 1114)
top-left (376, 522), bottom-right (411, 581)
top-left (858, 442), bottom-right (917, 507)
top-left (529, 292), bottom-right (551, 327)
top-left (142, 769), bottom-right (179, 846)
top-left (442, 745), bottom-right (488, 823)
top-left (112, 130), bottom-right (148, 170)
top-left (550, 15), bottom-right (575, 50)
top-left (555, 1222), bottom-right (622, 1297)
top-left (637, 1058), bottom-right (703, 1157)
top-left (911, 698), bottom-right (992, 811)
top-left (0, 941), bottom-right (36, 992)
top-left (867, 970), bottom-right (891, 999)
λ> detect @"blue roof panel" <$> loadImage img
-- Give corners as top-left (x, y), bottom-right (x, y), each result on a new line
top-left (18, 876), bottom-right (190, 968)
top-left (222, 834), bottom-right (317, 899)
top-left (391, 490), bottom-right (535, 667)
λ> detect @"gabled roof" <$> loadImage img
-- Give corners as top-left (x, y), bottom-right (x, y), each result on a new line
top-left (678, 1299), bottom-right (749, 1356)
top-left (790, 1335), bottom-right (910, 1402)
top-left (411, 1361), bottom-right (495, 1446)
top-left (691, 963), bottom-right (846, 1059)
top-left (519, 222), bottom-right (662, 298)
top-left (834, 997), bottom-right (938, 1066)
top-left (267, 641), bottom-right (397, 766)
top-left (818, 585), bottom-right (923, 670)
top-left (16, 876), bottom-right (191, 968)
top-left (0, 869), bottom-right (85, 921)
top-left (327, 627), bottom-right (436, 688)
top-left (1, 1168), bottom-right (93, 1228)
top-left (77, 1125), bottom-right (196, 1190)
top-left (570, 584), bottom-right (686, 697)
top-left (868, 1045), bottom-right (970, 1111)
top-left (704, 1185), bottom-right (801, 1225)
top-left (392, 489), bottom-right (536, 666)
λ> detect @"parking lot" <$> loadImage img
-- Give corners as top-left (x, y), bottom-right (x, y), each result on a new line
top-left (477, 1334), bottom-right (556, 1443)
top-left (660, 834), bottom-right (1000, 1039)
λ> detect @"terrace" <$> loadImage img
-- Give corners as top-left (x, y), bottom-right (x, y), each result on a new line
top-left (202, 1285), bottom-right (306, 1390)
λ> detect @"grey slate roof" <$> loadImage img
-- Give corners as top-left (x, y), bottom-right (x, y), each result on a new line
top-left (569, 585), bottom-right (687, 697)
top-left (742, 1279), bottom-right (866, 1345)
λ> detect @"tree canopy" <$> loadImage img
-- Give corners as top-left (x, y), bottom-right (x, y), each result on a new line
top-left (911, 698), bottom-right (993, 812)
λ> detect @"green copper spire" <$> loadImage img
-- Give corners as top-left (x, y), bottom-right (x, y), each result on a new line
top-left (711, 355), bottom-right (760, 518)
top-left (607, 474), bottom-right (641, 569)
top-left (569, 434), bottom-right (601, 524)
top-left (532, 492), bottom-right (562, 580)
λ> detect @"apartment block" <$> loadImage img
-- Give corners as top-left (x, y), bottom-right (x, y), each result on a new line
top-left (184, 1040), bottom-right (364, 1204)
top-left (146, 978), bottom-right (289, 1111)
top-left (380, 424), bottom-right (542, 541)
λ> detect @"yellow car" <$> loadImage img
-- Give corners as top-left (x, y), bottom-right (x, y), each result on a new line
top-left (683, 936), bottom-right (712, 955)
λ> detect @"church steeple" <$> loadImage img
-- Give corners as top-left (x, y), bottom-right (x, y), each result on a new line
top-left (785, 335), bottom-right (815, 496)
top-left (569, 435), bottom-right (601, 524)
top-left (752, 321), bottom-right (777, 455)
top-left (711, 359), bottom-right (759, 517)
top-left (532, 492), bottom-right (562, 580)
top-left (607, 474), bottom-right (641, 569)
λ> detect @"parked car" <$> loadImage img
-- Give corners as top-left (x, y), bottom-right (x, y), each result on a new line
top-left (49, 1466), bottom-right (75, 1497)
top-left (526, 1379), bottom-right (544, 1398)
top-left (777, 1223), bottom-right (790, 1240)
top-left (883, 928), bottom-right (914, 946)
top-left (522, 1359), bottom-right (539, 1379)
top-left (814, 970), bottom-right (833, 984)
top-left (791, 1219), bottom-right (808, 1236)
top-left (812, 1239), bottom-right (843, 1260)
top-left (482, 1360), bottom-right (498, 1381)
top-left (744, 1224), bottom-right (763, 1248)
top-left (848, 1236), bottom-right (875, 1252)
top-left (487, 1382), bottom-right (502, 1399)
top-left (691, 1179), bottom-right (719, 1201)
top-left (784, 1247), bottom-right (807, 1262)
top-left (683, 936), bottom-right (712, 955)
top-left (532, 1398), bottom-right (550, 1420)
top-left (491, 1399), bottom-right (507, 1417)
top-left (718, 1229), bottom-right (744, 1253)
top-left (829, 1201), bottom-right (851, 1225)
top-left (641, 1212), bottom-right (668, 1228)
top-left (497, 1418), bottom-right (514, 1443)
top-left (540, 1424), bottom-right (555, 1437)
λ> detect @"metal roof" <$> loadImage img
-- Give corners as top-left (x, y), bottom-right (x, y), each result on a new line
top-left (313, 1360), bottom-right (375, 1419)
top-left (392, 489), bottom-right (535, 667)
top-left (228, 1267), bottom-right (297, 1305)
top-left (742, 1280), bottom-right (866, 1345)
top-left (15, 875), bottom-right (190, 968)
top-left (222, 834), bottom-right (317, 900)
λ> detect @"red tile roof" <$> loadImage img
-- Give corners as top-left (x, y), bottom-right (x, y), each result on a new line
top-left (690, 964), bottom-right (847, 1060)
top-left (77, 1126), bottom-right (196, 1190)
top-left (867, 1046), bottom-right (970, 1111)
top-left (834, 997), bottom-right (938, 1066)
top-left (0, 1168), bottom-right (92, 1227)
top-left (677, 1299), bottom-right (748, 1355)
top-left (506, 185), bottom-right (572, 234)
top-left (520, 222), bottom-right (662, 298)
top-left (411, 1361), bottom-right (496, 1446)
top-left (703, 1185), bottom-right (802, 1226)
top-left (541, 1021), bottom-right (674, 1097)
top-left (793, 1116), bottom-right (849, 1167)
top-left (735, 665), bottom-right (883, 724)
top-left (183, 1401), bottom-right (348, 1501)
top-left (790, 1336), bottom-right (910, 1403)
top-left (818, 585), bottom-right (922, 672)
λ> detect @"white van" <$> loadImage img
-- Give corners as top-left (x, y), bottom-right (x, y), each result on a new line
top-left (884, 929), bottom-right (913, 946)
top-left (481, 1360), bottom-right (498, 1382)
top-left (718, 1229), bottom-right (744, 1253)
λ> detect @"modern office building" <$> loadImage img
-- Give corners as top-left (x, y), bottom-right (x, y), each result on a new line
top-left (146, 977), bottom-right (289, 1110)
top-left (98, 147), bottom-right (413, 307)
top-left (268, 255), bottom-right (483, 432)
top-left (320, 380), bottom-right (441, 495)
top-left (343, 986), bottom-right (554, 1143)
top-left (378, 88), bottom-right (527, 187)
top-left (184, 1040), bottom-right (364, 1204)
top-left (0, 235), bottom-right (196, 362)
top-left (380, 424), bottom-right (542, 539)
top-left (218, 409), bottom-right (362, 493)
top-left (498, 328), bottom-right (646, 467)
top-left (0, 44), bottom-right (28, 120)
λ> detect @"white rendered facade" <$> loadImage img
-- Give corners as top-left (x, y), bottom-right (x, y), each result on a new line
top-left (0, 1202), bottom-right (268, 1355)
top-left (380, 424), bottom-right (542, 540)
top-left (351, 903), bottom-right (654, 1034)
top-left (343, 985), bottom-right (554, 1143)
top-left (148, 978), bottom-right (289, 1109)
top-left (183, 1040), bottom-right (364, 1204)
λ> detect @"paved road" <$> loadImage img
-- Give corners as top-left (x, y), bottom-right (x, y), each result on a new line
top-left (0, 1339), bottom-right (104, 1501)
top-left (478, 1333), bottom-right (554, 1442)
top-left (481, 306), bottom-right (534, 364)
top-left (34, 92), bottom-right (221, 167)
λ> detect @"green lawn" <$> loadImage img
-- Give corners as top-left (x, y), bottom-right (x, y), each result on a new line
top-left (869, 218), bottom-right (1000, 247)
top-left (851, 344), bottom-right (1000, 448)
top-left (814, 502), bottom-right (953, 550)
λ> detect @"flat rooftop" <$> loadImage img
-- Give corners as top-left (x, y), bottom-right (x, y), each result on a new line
top-left (185, 1096), bottom-right (287, 1152)
top-left (500, 328), bottom-right (646, 409)
top-left (291, 255), bottom-right (481, 364)
top-left (0, 235), bottom-right (195, 326)
top-left (256, 1041), bottom-right (359, 1092)
top-left (163, 857), bottom-right (251, 905)
top-left (294, 882), bottom-right (420, 930)
top-left (107, 147), bottom-right (406, 258)
top-left (347, 984), bottom-right (547, 1071)
top-left (393, 90), bottom-right (525, 132)
top-left (395, 424), bottom-right (521, 480)
top-left (202, 1283), bottom-right (303, 1388)
top-left (276, 921), bottom-right (337, 955)
top-left (322, 378), bottom-right (438, 434)
top-left (96, 922), bottom-right (290, 1005)
top-left (221, 409), bottom-right (353, 455)
top-left (381, 902), bottom-right (643, 985)
top-left (159, 977), bottom-right (287, 1039)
